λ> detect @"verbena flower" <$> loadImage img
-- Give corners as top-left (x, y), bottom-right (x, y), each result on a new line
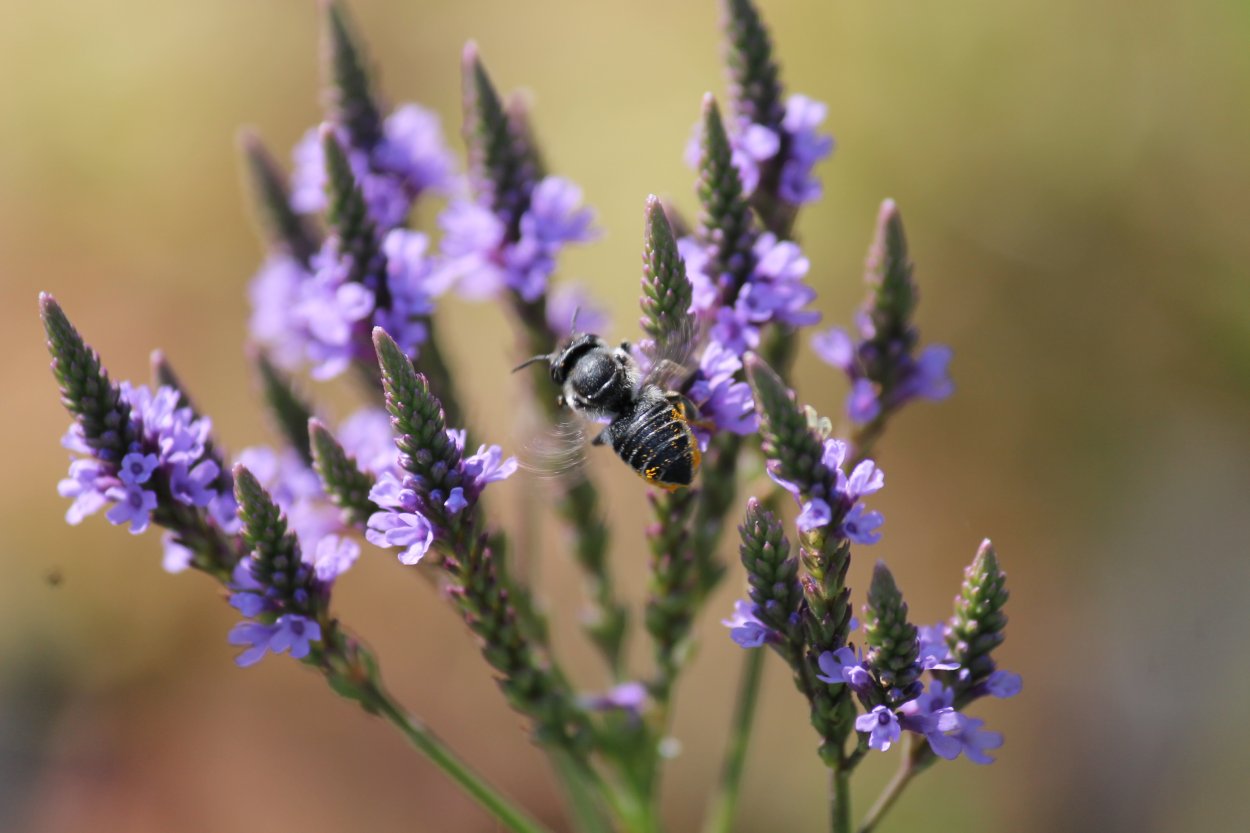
top-left (227, 465), bottom-right (335, 667)
top-left (721, 598), bottom-right (774, 648)
top-left (364, 426), bottom-right (517, 566)
top-left (686, 341), bottom-right (758, 440)
top-left (855, 705), bottom-right (901, 752)
top-left (816, 646), bottom-right (873, 694)
top-left (292, 108), bottom-right (454, 230)
top-left (811, 199), bottom-right (953, 425)
top-left (335, 407), bottom-right (401, 475)
top-left (766, 436), bottom-right (886, 541)
top-left (581, 681), bottom-right (648, 715)
top-left (58, 383), bottom-right (227, 540)
top-left (435, 176), bottom-right (596, 301)
top-left (917, 622), bottom-right (961, 671)
top-left (683, 93), bottom-right (833, 206)
top-left (234, 445), bottom-right (342, 549)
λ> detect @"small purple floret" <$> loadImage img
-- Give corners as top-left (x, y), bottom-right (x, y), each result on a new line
top-left (721, 599), bottom-right (772, 648)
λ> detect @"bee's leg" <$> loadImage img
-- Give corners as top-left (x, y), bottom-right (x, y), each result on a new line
top-left (663, 391), bottom-right (700, 418)
top-left (591, 427), bottom-right (611, 447)
top-left (665, 392), bottom-right (716, 431)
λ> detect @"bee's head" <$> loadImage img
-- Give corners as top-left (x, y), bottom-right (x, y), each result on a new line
top-left (512, 333), bottom-right (636, 414)
top-left (511, 333), bottom-right (603, 385)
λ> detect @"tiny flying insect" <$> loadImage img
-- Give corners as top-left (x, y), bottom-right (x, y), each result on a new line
top-left (514, 316), bottom-right (702, 490)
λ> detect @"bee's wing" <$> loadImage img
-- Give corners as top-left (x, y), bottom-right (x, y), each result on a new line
top-left (639, 315), bottom-right (703, 393)
top-left (517, 414), bottom-right (594, 481)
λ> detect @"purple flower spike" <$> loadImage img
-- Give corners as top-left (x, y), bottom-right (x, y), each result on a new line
top-left (721, 599), bottom-right (772, 648)
top-left (373, 104), bottom-right (455, 199)
top-left (856, 705), bottom-right (902, 752)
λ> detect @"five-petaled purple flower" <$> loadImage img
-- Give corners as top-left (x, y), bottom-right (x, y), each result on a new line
top-left (366, 472), bottom-right (436, 565)
top-left (229, 615), bottom-right (324, 668)
top-left (721, 599), bottom-right (774, 648)
top-left (856, 705), bottom-right (902, 752)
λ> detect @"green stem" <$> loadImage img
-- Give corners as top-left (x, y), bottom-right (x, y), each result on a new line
top-left (856, 736), bottom-right (932, 833)
top-left (549, 749), bottom-right (613, 833)
top-left (832, 763), bottom-right (852, 833)
top-left (701, 648), bottom-right (766, 833)
top-left (370, 690), bottom-right (556, 833)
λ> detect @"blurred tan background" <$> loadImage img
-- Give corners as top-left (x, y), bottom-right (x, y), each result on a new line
top-left (3, 1), bottom-right (1249, 831)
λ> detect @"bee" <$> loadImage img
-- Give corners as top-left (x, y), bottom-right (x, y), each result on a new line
top-left (514, 331), bottom-right (702, 490)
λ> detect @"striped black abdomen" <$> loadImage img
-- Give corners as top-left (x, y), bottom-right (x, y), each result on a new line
top-left (610, 397), bottom-right (698, 488)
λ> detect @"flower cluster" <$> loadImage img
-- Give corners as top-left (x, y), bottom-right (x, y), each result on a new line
top-left (41, 3), bottom-right (1013, 831)
top-left (364, 330), bottom-right (519, 566)
top-left (436, 176), bottom-right (596, 302)
top-left (226, 465), bottom-right (343, 667)
top-left (250, 144), bottom-right (446, 381)
top-left (771, 436), bottom-right (885, 540)
top-left (811, 199), bottom-right (953, 424)
top-left (685, 93), bottom-right (833, 207)
top-left (817, 619), bottom-right (1021, 762)
top-left (365, 430), bottom-right (517, 565)
top-left (58, 382), bottom-right (234, 540)
top-left (291, 106), bottom-right (454, 231)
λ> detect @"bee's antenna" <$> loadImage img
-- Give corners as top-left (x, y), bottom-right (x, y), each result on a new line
top-left (512, 354), bottom-right (551, 373)
top-left (570, 306), bottom-right (582, 336)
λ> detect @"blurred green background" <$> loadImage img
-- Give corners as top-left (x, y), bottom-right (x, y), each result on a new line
top-left (2, 1), bottom-right (1249, 831)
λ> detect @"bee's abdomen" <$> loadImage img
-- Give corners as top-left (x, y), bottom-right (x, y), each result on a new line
top-left (612, 399), bottom-right (699, 488)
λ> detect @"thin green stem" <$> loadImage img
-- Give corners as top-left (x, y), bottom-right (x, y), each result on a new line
top-left (856, 736), bottom-right (932, 833)
top-left (832, 763), bottom-right (852, 833)
top-left (549, 749), bottom-right (613, 833)
top-left (369, 689), bottom-right (556, 833)
top-left (701, 647), bottom-right (766, 833)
